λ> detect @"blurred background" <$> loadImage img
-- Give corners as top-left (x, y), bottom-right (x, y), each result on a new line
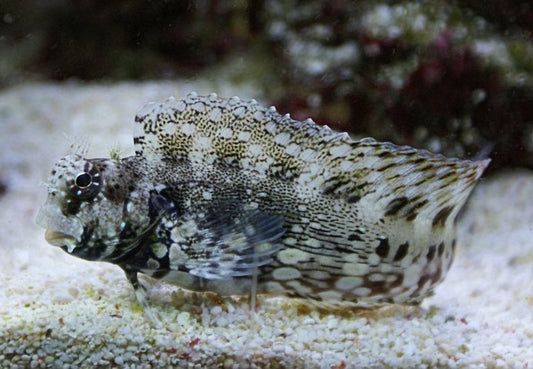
top-left (1, 0), bottom-right (532, 172)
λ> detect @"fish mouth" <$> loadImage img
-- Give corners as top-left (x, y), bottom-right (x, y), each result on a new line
top-left (36, 200), bottom-right (83, 253)
top-left (44, 230), bottom-right (77, 252)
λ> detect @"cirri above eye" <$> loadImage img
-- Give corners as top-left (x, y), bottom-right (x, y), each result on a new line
top-left (68, 166), bottom-right (101, 200)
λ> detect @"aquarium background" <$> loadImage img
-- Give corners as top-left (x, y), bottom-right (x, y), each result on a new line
top-left (0, 1), bottom-right (532, 368)
top-left (1, 0), bottom-right (533, 171)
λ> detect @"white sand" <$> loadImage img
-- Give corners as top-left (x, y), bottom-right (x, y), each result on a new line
top-left (0, 82), bottom-right (532, 368)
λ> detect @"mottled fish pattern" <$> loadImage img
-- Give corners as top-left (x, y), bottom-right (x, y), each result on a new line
top-left (37, 92), bottom-right (489, 316)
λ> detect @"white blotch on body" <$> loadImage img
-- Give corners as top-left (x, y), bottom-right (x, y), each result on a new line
top-left (368, 253), bottom-right (381, 266)
top-left (278, 248), bottom-right (310, 264)
top-left (191, 101), bottom-right (205, 112)
top-left (342, 262), bottom-right (370, 276)
top-left (169, 244), bottom-right (188, 268)
top-left (368, 273), bottom-right (385, 282)
top-left (175, 100), bottom-right (187, 112)
top-left (272, 267), bottom-right (302, 281)
top-left (146, 258), bottom-right (160, 269)
top-left (253, 110), bottom-right (265, 122)
top-left (303, 238), bottom-right (321, 248)
top-left (339, 160), bottom-right (355, 172)
top-left (335, 276), bottom-right (363, 290)
top-left (249, 144), bottom-right (263, 156)
top-left (194, 136), bottom-right (212, 150)
top-left (353, 287), bottom-right (372, 296)
top-left (209, 107), bottom-right (222, 123)
top-left (218, 127), bottom-right (233, 139)
top-left (170, 219), bottom-right (199, 243)
top-left (274, 132), bottom-right (291, 146)
top-left (286, 280), bottom-right (312, 295)
top-left (291, 224), bottom-right (304, 233)
top-left (402, 263), bottom-right (424, 287)
top-left (233, 106), bottom-right (246, 118)
top-left (308, 270), bottom-right (331, 280)
top-left (285, 143), bottom-right (301, 156)
top-left (318, 290), bottom-right (343, 300)
top-left (162, 123), bottom-right (177, 135)
top-left (344, 253), bottom-right (359, 263)
top-left (264, 281), bottom-right (284, 293)
top-left (180, 123), bottom-right (196, 136)
top-left (299, 149), bottom-right (317, 162)
top-left (283, 237), bottom-right (298, 246)
top-left (238, 131), bottom-right (252, 142)
top-left (264, 121), bottom-right (277, 135)
top-left (150, 243), bottom-right (168, 258)
top-left (329, 144), bottom-right (352, 158)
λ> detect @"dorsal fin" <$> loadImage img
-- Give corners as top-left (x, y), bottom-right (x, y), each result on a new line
top-left (133, 92), bottom-right (489, 228)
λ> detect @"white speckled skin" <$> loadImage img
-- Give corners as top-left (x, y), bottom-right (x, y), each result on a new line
top-left (37, 92), bottom-right (489, 311)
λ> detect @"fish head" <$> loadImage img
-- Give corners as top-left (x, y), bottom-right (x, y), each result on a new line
top-left (36, 154), bottom-right (149, 261)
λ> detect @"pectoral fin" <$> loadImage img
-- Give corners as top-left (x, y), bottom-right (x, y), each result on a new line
top-left (182, 208), bottom-right (285, 280)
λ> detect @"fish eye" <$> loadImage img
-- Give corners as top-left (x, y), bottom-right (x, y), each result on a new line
top-left (67, 164), bottom-right (101, 200)
top-left (75, 172), bottom-right (92, 188)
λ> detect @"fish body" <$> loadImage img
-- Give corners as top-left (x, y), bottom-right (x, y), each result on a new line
top-left (37, 92), bottom-right (489, 311)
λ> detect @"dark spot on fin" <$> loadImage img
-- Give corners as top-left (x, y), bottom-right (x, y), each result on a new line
top-left (385, 197), bottom-right (409, 216)
top-left (185, 208), bottom-right (285, 280)
top-left (393, 242), bottom-right (409, 261)
top-left (438, 242), bottom-right (445, 257)
top-left (405, 199), bottom-right (428, 221)
top-left (427, 245), bottom-right (436, 262)
top-left (348, 233), bottom-right (362, 241)
top-left (347, 194), bottom-right (361, 203)
top-left (323, 179), bottom-right (350, 195)
top-left (375, 238), bottom-right (390, 258)
top-left (432, 206), bottom-right (454, 227)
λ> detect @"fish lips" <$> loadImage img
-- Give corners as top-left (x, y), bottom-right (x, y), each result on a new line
top-left (44, 229), bottom-right (75, 245)
top-left (36, 201), bottom-right (82, 253)
top-left (43, 230), bottom-right (79, 254)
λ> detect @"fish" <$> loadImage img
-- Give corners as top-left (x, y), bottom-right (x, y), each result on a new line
top-left (36, 92), bottom-right (489, 319)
